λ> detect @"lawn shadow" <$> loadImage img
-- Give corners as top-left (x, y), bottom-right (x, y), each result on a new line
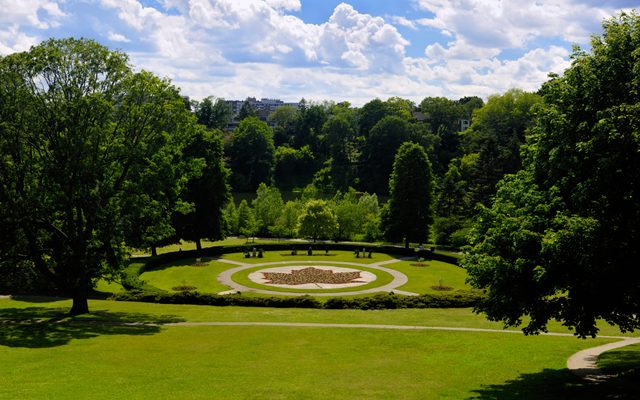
top-left (468, 368), bottom-right (640, 399)
top-left (0, 307), bottom-right (185, 349)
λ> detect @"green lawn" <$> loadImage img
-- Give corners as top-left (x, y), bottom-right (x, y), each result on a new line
top-left (139, 258), bottom-right (234, 294)
top-left (219, 249), bottom-right (394, 264)
top-left (1, 297), bottom-right (636, 399)
top-left (390, 258), bottom-right (471, 294)
top-left (123, 251), bottom-right (469, 296)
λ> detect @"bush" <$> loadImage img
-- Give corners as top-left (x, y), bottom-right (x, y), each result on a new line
top-left (110, 290), bottom-right (485, 310)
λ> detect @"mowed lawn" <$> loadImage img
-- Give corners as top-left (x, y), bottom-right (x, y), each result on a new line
top-left (1, 297), bottom-right (638, 399)
top-left (131, 251), bottom-right (470, 295)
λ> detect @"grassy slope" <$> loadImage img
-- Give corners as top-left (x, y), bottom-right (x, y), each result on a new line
top-left (1, 298), bottom-right (639, 399)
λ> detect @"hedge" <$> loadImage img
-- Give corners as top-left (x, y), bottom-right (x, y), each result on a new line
top-left (109, 290), bottom-right (485, 310)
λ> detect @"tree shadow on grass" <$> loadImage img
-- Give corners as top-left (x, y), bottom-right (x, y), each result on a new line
top-left (0, 307), bottom-right (185, 349)
top-left (468, 368), bottom-right (640, 399)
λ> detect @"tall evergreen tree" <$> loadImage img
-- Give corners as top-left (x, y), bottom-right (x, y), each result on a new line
top-left (382, 142), bottom-right (434, 248)
top-left (173, 126), bottom-right (230, 252)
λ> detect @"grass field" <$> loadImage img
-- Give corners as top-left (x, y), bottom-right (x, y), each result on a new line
top-left (1, 297), bottom-right (639, 399)
top-left (128, 251), bottom-right (468, 296)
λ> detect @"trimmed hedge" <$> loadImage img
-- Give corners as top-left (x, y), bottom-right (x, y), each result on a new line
top-left (109, 290), bottom-right (484, 310)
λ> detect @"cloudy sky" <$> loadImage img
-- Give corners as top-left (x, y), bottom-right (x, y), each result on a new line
top-left (1, 0), bottom-right (637, 105)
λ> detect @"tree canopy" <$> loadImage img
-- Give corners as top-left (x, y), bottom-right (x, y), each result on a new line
top-left (297, 199), bottom-right (338, 241)
top-left (228, 117), bottom-right (275, 192)
top-left (0, 38), bottom-right (200, 314)
top-left (382, 142), bottom-right (434, 248)
top-left (463, 12), bottom-right (640, 337)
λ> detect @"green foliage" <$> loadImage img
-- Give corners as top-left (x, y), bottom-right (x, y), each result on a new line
top-left (0, 38), bottom-right (196, 314)
top-left (193, 96), bottom-right (232, 130)
top-left (359, 115), bottom-right (412, 194)
top-left (228, 117), bottom-right (275, 191)
top-left (173, 126), bottom-right (230, 250)
top-left (273, 145), bottom-right (316, 189)
top-left (268, 105), bottom-right (299, 147)
top-left (110, 290), bottom-right (484, 309)
top-left (464, 89), bottom-right (541, 207)
top-left (297, 199), bottom-right (338, 241)
top-left (252, 183), bottom-right (284, 235)
top-left (465, 12), bottom-right (640, 337)
top-left (271, 201), bottom-right (302, 238)
top-left (383, 142), bottom-right (435, 248)
top-left (236, 200), bottom-right (258, 241)
top-left (237, 101), bottom-right (257, 120)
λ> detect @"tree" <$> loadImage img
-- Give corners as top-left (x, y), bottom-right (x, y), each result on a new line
top-left (382, 142), bottom-right (434, 248)
top-left (272, 200), bottom-right (302, 238)
top-left (358, 98), bottom-right (389, 137)
top-left (273, 145), bottom-right (316, 190)
top-left (464, 12), bottom-right (640, 337)
top-left (268, 105), bottom-right (299, 147)
top-left (297, 200), bottom-right (338, 241)
top-left (194, 96), bottom-right (233, 130)
top-left (359, 115), bottom-right (412, 194)
top-left (252, 183), bottom-right (284, 235)
top-left (464, 89), bottom-right (541, 206)
top-left (228, 117), bottom-right (275, 191)
top-left (0, 38), bottom-right (196, 314)
top-left (236, 200), bottom-right (258, 242)
top-left (237, 101), bottom-right (257, 120)
top-left (322, 115), bottom-right (357, 191)
top-left (173, 126), bottom-right (230, 252)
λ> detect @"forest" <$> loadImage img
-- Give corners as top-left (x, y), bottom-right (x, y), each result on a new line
top-left (191, 88), bottom-right (538, 249)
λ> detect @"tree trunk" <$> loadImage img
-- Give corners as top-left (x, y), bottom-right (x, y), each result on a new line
top-left (196, 238), bottom-right (202, 253)
top-left (151, 245), bottom-right (158, 257)
top-left (70, 285), bottom-right (89, 315)
top-left (405, 237), bottom-right (409, 249)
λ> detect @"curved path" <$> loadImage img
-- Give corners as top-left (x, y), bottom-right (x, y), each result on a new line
top-left (567, 337), bottom-right (640, 381)
top-left (216, 257), bottom-right (419, 296)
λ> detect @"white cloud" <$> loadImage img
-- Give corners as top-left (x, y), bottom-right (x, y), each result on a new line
top-left (107, 31), bottom-right (130, 43)
top-left (0, 25), bottom-right (39, 55)
top-left (415, 0), bottom-right (618, 48)
top-left (0, 0), bottom-right (66, 29)
top-left (388, 15), bottom-right (417, 30)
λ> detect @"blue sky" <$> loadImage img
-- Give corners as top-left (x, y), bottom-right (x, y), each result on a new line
top-left (1, 0), bottom-right (637, 105)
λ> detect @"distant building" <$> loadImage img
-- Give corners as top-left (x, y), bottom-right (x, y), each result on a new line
top-left (225, 97), bottom-right (300, 129)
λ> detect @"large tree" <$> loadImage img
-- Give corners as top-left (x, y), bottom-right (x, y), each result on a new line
top-left (297, 200), bottom-right (338, 241)
top-left (228, 117), bottom-right (275, 191)
top-left (0, 38), bottom-right (196, 314)
top-left (359, 115), bottom-right (412, 195)
top-left (173, 126), bottom-right (230, 252)
top-left (464, 12), bottom-right (640, 337)
top-left (382, 142), bottom-right (434, 248)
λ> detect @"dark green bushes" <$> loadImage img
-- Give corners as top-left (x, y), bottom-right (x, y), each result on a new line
top-left (110, 290), bottom-right (484, 310)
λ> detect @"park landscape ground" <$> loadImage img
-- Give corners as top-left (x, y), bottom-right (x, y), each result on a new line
top-left (1, 243), bottom-right (639, 399)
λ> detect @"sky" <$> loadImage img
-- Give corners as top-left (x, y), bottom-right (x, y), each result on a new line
top-left (1, 0), bottom-right (638, 105)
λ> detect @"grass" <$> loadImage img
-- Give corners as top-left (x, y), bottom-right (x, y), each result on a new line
top-left (391, 258), bottom-right (471, 294)
top-left (219, 249), bottom-right (394, 264)
top-left (139, 258), bottom-right (234, 294)
top-left (116, 251), bottom-right (468, 296)
top-left (229, 262), bottom-right (396, 293)
top-left (2, 297), bottom-right (635, 399)
top-left (599, 343), bottom-right (640, 373)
